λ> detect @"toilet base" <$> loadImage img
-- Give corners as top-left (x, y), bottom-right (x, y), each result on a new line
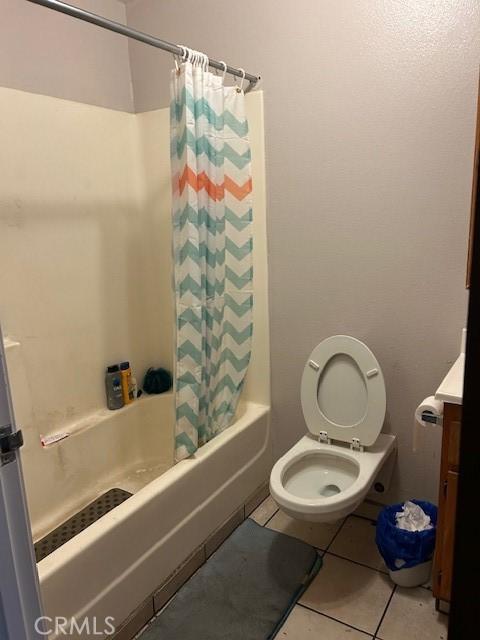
top-left (368, 446), bottom-right (397, 498)
top-left (278, 498), bottom-right (366, 523)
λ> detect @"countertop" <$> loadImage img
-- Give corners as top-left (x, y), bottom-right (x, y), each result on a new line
top-left (435, 353), bottom-right (465, 405)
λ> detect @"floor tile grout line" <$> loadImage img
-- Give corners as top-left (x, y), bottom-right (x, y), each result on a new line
top-left (297, 602), bottom-right (374, 637)
top-left (262, 508), bottom-right (279, 528)
top-left (372, 583), bottom-right (396, 639)
top-left (135, 555), bottom-right (209, 639)
top-left (323, 550), bottom-right (388, 575)
top-left (324, 517), bottom-right (348, 552)
top-left (351, 513), bottom-right (378, 524)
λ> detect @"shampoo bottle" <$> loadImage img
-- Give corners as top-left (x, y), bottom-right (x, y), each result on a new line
top-left (105, 365), bottom-right (124, 410)
top-left (120, 361), bottom-right (134, 405)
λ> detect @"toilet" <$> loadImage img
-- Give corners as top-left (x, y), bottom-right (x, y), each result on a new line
top-left (270, 335), bottom-right (396, 523)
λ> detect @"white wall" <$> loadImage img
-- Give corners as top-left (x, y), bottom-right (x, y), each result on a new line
top-left (126, 0), bottom-right (479, 502)
top-left (0, 0), bottom-right (134, 111)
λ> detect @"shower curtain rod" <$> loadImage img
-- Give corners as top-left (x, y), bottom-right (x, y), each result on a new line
top-left (26, 0), bottom-right (260, 93)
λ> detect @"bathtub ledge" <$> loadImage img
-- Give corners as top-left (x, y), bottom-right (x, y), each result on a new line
top-left (41, 392), bottom-right (174, 443)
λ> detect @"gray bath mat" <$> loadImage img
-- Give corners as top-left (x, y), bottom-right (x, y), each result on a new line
top-left (139, 518), bottom-right (322, 640)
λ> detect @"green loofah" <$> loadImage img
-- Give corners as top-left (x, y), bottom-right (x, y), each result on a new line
top-left (143, 368), bottom-right (173, 395)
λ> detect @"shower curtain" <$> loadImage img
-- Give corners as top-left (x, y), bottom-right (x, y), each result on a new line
top-left (171, 59), bottom-right (253, 462)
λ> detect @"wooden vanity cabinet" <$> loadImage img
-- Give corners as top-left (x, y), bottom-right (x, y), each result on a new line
top-left (432, 402), bottom-right (462, 606)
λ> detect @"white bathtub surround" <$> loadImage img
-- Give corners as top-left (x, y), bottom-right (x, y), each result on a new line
top-left (0, 86), bottom-right (165, 441)
top-left (31, 394), bottom-right (173, 541)
top-left (0, 86), bottom-right (270, 637)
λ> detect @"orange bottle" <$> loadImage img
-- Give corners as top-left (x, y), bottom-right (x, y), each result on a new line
top-left (120, 361), bottom-right (134, 405)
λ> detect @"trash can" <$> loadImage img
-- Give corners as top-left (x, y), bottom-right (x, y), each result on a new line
top-left (375, 500), bottom-right (437, 587)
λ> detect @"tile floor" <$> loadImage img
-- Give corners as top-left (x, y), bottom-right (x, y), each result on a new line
top-left (251, 496), bottom-right (448, 639)
top-left (136, 496), bottom-right (448, 640)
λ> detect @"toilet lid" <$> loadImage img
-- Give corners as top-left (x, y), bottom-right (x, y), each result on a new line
top-left (301, 335), bottom-right (386, 447)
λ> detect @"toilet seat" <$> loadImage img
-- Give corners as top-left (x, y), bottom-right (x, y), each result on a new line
top-left (301, 335), bottom-right (386, 447)
top-left (270, 433), bottom-right (396, 522)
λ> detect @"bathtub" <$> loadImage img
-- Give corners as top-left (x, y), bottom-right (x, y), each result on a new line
top-left (34, 393), bottom-right (271, 637)
top-left (2, 88), bottom-right (270, 638)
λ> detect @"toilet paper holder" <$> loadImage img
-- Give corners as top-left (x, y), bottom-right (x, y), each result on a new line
top-left (421, 410), bottom-right (443, 427)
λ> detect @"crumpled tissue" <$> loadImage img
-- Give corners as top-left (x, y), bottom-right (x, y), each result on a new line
top-left (395, 500), bottom-right (433, 532)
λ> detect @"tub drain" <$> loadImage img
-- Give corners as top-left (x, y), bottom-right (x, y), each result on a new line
top-left (34, 488), bottom-right (132, 562)
top-left (320, 484), bottom-right (341, 497)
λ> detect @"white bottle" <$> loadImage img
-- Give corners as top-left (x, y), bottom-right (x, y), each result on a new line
top-left (129, 375), bottom-right (138, 400)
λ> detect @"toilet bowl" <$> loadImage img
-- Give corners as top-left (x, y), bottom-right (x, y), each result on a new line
top-left (270, 335), bottom-right (396, 523)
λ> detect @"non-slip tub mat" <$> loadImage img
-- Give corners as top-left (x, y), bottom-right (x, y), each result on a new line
top-left (34, 488), bottom-right (132, 562)
top-left (139, 518), bottom-right (322, 640)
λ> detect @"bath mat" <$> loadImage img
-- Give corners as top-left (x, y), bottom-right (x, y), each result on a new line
top-left (138, 518), bottom-right (322, 640)
top-left (34, 488), bottom-right (132, 561)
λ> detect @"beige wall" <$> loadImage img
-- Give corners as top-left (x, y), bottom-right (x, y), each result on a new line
top-left (0, 0), bottom-right (133, 111)
top-left (126, 0), bottom-right (479, 502)
top-left (0, 86), bottom-right (166, 439)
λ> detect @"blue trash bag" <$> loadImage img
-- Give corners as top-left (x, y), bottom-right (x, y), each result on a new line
top-left (375, 500), bottom-right (437, 572)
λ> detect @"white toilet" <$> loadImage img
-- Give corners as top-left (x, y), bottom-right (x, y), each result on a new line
top-left (270, 335), bottom-right (396, 523)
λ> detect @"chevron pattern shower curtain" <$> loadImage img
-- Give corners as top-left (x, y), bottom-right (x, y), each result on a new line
top-left (171, 61), bottom-right (253, 462)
